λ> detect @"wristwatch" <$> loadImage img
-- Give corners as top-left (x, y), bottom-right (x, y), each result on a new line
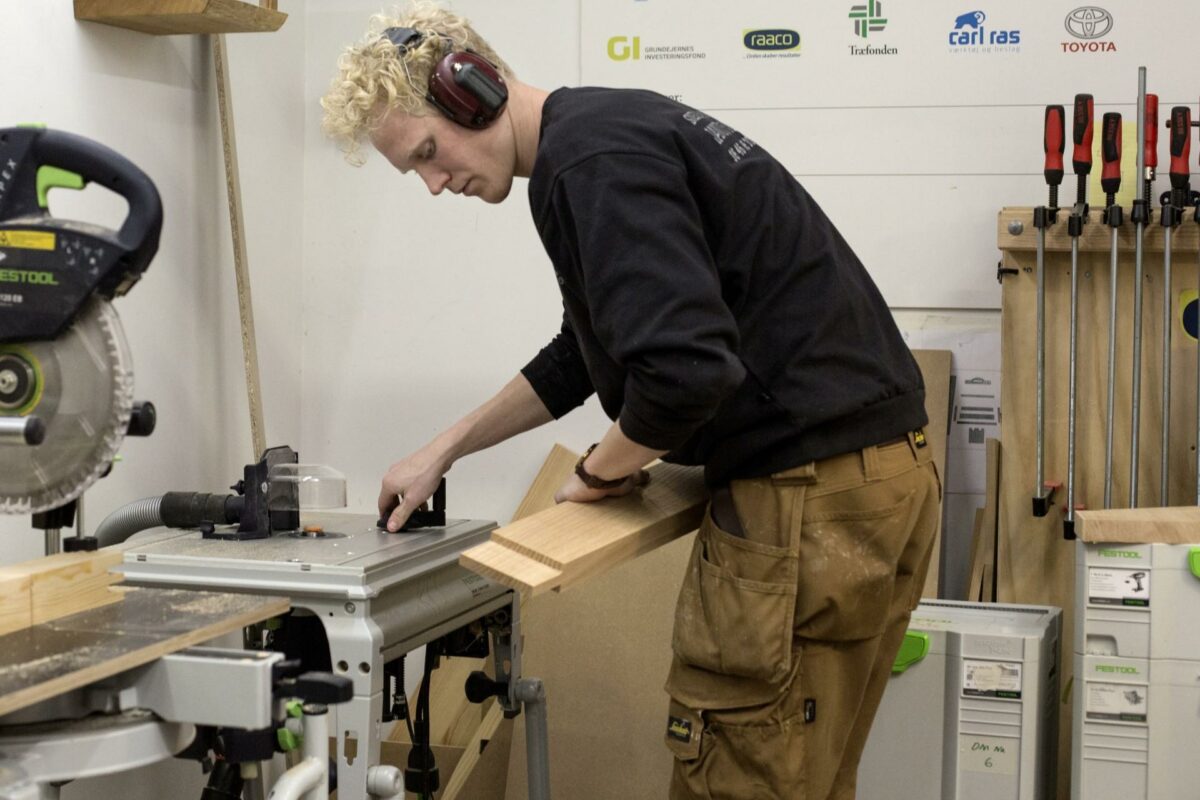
top-left (574, 443), bottom-right (631, 490)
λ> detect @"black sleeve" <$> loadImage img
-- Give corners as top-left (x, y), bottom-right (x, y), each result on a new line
top-left (551, 152), bottom-right (745, 450)
top-left (520, 310), bottom-right (595, 419)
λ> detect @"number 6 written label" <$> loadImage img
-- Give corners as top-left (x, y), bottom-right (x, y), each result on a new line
top-left (959, 736), bottom-right (1018, 775)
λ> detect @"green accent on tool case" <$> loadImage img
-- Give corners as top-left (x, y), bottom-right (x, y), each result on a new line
top-left (1188, 548), bottom-right (1200, 580)
top-left (892, 631), bottom-right (930, 674)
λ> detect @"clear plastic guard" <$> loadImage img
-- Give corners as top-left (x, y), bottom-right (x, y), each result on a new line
top-left (268, 463), bottom-right (347, 510)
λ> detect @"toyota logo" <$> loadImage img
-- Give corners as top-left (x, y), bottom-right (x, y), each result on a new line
top-left (1065, 6), bottom-right (1113, 39)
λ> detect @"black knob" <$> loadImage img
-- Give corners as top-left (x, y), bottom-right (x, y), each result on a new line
top-left (287, 672), bottom-right (353, 705)
top-left (24, 416), bottom-right (45, 445)
top-left (465, 670), bottom-right (507, 704)
top-left (127, 401), bottom-right (156, 437)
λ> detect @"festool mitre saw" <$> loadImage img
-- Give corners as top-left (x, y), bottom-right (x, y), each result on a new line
top-left (0, 126), bottom-right (161, 515)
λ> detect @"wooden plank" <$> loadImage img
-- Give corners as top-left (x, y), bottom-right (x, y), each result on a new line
top-left (1076, 506), bottom-right (1200, 544)
top-left (965, 507), bottom-right (986, 602)
top-left (214, 33), bottom-right (268, 460)
top-left (511, 444), bottom-right (579, 521)
top-left (460, 462), bottom-right (707, 596)
top-left (998, 206), bottom-right (1200, 253)
top-left (441, 703), bottom-right (509, 800)
top-left (912, 349), bottom-right (952, 598)
top-left (978, 438), bottom-right (1001, 602)
top-left (0, 550), bottom-right (126, 636)
top-left (74, 0), bottom-right (287, 35)
top-left (0, 588), bottom-right (289, 717)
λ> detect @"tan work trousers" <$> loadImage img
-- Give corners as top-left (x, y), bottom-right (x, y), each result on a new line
top-left (664, 430), bottom-right (941, 800)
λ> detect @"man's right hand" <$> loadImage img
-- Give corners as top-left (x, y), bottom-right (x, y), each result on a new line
top-left (378, 446), bottom-right (451, 532)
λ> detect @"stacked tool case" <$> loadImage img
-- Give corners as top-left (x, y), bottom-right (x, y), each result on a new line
top-left (1071, 541), bottom-right (1200, 800)
top-left (857, 600), bottom-right (1061, 800)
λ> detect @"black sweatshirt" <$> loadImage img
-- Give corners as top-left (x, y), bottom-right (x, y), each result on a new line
top-left (521, 87), bottom-right (927, 486)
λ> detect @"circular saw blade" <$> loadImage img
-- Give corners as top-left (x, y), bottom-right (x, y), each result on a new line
top-left (0, 298), bottom-right (133, 514)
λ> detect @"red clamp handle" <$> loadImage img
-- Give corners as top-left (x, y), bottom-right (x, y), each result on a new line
top-left (1044, 105), bottom-right (1065, 187)
top-left (1169, 106), bottom-right (1191, 188)
top-left (1101, 112), bottom-right (1122, 194)
top-left (1072, 94), bottom-right (1094, 175)
top-left (1145, 94), bottom-right (1159, 170)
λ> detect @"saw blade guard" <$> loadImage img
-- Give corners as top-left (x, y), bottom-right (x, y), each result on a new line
top-left (0, 297), bottom-right (133, 514)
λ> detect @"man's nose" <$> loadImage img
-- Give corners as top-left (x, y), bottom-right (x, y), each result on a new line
top-left (417, 166), bottom-right (450, 196)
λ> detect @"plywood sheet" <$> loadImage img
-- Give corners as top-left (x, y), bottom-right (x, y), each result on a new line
top-left (912, 348), bottom-right (952, 597)
top-left (0, 588), bottom-right (289, 717)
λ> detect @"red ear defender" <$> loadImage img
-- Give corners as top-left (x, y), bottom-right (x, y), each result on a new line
top-left (427, 50), bottom-right (508, 129)
top-left (382, 26), bottom-right (508, 130)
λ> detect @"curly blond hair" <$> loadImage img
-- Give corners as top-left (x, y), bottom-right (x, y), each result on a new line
top-left (321, 2), bottom-right (513, 165)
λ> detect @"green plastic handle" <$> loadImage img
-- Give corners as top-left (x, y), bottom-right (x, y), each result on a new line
top-left (892, 631), bottom-right (930, 674)
top-left (1188, 548), bottom-right (1200, 580)
top-left (36, 165), bottom-right (85, 208)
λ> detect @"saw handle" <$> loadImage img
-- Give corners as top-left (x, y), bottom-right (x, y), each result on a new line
top-left (32, 129), bottom-right (162, 268)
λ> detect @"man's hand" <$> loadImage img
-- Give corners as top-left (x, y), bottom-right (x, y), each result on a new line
top-left (553, 468), bottom-right (650, 505)
top-left (378, 447), bottom-right (451, 532)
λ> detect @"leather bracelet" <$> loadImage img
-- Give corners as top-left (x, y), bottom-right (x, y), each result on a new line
top-left (574, 443), bottom-right (631, 490)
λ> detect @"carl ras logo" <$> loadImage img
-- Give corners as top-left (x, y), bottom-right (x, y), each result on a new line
top-left (849, 0), bottom-right (887, 38)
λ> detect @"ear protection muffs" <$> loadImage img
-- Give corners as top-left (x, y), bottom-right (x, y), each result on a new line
top-left (383, 26), bottom-right (509, 130)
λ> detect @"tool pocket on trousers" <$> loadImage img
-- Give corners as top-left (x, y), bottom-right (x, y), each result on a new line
top-left (670, 511), bottom-right (799, 687)
top-left (795, 487), bottom-right (920, 641)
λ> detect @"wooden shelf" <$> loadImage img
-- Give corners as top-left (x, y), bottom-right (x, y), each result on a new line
top-left (74, 0), bottom-right (286, 35)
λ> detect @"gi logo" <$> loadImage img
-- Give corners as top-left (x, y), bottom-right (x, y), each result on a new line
top-left (743, 29), bottom-right (800, 52)
top-left (848, 0), bottom-right (887, 38)
top-left (1062, 7), bottom-right (1116, 52)
top-left (948, 10), bottom-right (1020, 50)
top-left (607, 36), bottom-right (640, 60)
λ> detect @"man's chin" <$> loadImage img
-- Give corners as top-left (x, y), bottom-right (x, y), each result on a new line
top-left (479, 180), bottom-right (513, 204)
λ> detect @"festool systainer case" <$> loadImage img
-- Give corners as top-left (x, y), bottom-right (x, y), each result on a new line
top-left (1071, 541), bottom-right (1200, 800)
top-left (857, 600), bottom-right (1062, 800)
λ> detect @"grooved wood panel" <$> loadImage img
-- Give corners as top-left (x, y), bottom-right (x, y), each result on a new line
top-left (460, 462), bottom-right (708, 596)
top-left (997, 205), bottom-right (1200, 800)
top-left (73, 0), bottom-right (286, 35)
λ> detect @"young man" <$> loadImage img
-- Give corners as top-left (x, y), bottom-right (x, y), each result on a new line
top-left (323, 5), bottom-right (941, 798)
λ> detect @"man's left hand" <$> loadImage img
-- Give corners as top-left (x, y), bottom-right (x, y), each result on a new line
top-left (554, 469), bottom-right (650, 505)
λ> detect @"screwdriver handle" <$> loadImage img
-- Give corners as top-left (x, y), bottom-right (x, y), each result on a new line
top-left (1169, 106), bottom-right (1191, 190)
top-left (1145, 94), bottom-right (1159, 170)
top-left (1101, 112), bottom-right (1122, 196)
top-left (1044, 105), bottom-right (1065, 187)
top-left (1072, 94), bottom-right (1094, 175)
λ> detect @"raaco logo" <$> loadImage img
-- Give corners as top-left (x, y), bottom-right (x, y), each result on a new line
top-left (608, 36), bottom-right (640, 60)
top-left (1063, 7), bottom-right (1116, 52)
top-left (948, 10), bottom-right (1020, 50)
top-left (744, 29), bottom-right (800, 52)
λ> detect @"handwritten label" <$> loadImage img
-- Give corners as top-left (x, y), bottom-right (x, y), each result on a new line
top-left (959, 736), bottom-right (1018, 775)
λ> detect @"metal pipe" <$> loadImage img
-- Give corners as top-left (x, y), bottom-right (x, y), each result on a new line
top-left (1105, 224), bottom-right (1120, 508)
top-left (1131, 67), bottom-right (1148, 508)
top-left (1162, 226), bottom-right (1174, 505)
top-left (0, 416), bottom-right (44, 445)
top-left (1036, 224), bottom-right (1048, 502)
top-left (1067, 234), bottom-right (1081, 532)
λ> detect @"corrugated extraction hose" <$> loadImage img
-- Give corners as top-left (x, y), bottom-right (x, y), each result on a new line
top-left (95, 496), bottom-right (164, 548)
